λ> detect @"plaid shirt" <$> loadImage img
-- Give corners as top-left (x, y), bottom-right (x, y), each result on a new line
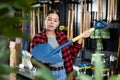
top-left (30, 30), bottom-right (82, 79)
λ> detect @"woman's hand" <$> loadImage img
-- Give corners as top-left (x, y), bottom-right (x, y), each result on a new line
top-left (83, 30), bottom-right (91, 38)
top-left (78, 38), bottom-right (83, 44)
top-left (77, 30), bottom-right (91, 44)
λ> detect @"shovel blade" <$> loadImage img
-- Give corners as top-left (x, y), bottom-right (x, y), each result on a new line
top-left (32, 43), bottom-right (63, 63)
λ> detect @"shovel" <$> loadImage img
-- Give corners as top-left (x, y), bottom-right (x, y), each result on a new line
top-left (32, 20), bottom-right (107, 63)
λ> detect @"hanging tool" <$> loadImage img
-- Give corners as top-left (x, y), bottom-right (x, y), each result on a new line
top-left (30, 9), bottom-right (35, 40)
top-left (79, 0), bottom-right (84, 35)
top-left (70, 1), bottom-right (75, 40)
top-left (37, 7), bottom-right (40, 33)
top-left (67, 4), bottom-right (71, 39)
top-left (98, 0), bottom-right (103, 20)
top-left (67, 1), bottom-right (74, 40)
top-left (107, 0), bottom-right (118, 22)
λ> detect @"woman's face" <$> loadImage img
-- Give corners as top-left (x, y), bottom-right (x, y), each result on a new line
top-left (45, 13), bottom-right (60, 31)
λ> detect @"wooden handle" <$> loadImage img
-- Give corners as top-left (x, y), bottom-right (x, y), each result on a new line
top-left (33, 9), bottom-right (35, 36)
top-left (67, 9), bottom-right (71, 39)
top-left (70, 9), bottom-right (74, 40)
top-left (72, 34), bottom-right (85, 42)
top-left (37, 7), bottom-right (40, 33)
top-left (89, 28), bottom-right (95, 32)
top-left (72, 28), bottom-right (95, 42)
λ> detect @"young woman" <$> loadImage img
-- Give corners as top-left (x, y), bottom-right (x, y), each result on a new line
top-left (30, 9), bottom-right (90, 80)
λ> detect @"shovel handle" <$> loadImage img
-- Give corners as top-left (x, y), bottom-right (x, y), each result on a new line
top-left (72, 28), bottom-right (95, 42)
top-left (72, 20), bottom-right (107, 42)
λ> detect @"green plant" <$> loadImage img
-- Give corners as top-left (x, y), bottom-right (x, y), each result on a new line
top-left (0, 0), bottom-right (36, 80)
top-left (0, 0), bottom-right (36, 38)
top-left (31, 58), bottom-right (55, 80)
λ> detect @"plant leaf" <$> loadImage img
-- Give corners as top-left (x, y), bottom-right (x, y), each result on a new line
top-left (77, 74), bottom-right (92, 80)
top-left (0, 64), bottom-right (18, 75)
top-left (0, 40), bottom-right (9, 63)
top-left (108, 75), bottom-right (120, 80)
top-left (94, 51), bottom-right (104, 80)
top-left (31, 58), bottom-right (55, 80)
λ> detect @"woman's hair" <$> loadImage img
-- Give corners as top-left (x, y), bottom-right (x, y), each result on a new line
top-left (46, 9), bottom-right (60, 19)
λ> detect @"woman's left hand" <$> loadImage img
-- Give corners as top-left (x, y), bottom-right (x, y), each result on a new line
top-left (83, 30), bottom-right (91, 38)
top-left (77, 30), bottom-right (91, 44)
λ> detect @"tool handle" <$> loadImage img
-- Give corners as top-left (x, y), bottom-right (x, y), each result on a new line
top-left (72, 20), bottom-right (107, 42)
top-left (49, 40), bottom-right (73, 55)
top-left (72, 28), bottom-right (95, 42)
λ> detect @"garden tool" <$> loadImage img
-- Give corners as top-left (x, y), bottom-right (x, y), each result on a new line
top-left (32, 20), bottom-right (107, 63)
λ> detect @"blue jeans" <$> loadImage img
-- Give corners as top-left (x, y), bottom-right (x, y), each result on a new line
top-left (52, 68), bottom-right (67, 80)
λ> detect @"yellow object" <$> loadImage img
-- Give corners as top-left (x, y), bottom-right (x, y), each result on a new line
top-left (59, 25), bottom-right (67, 31)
